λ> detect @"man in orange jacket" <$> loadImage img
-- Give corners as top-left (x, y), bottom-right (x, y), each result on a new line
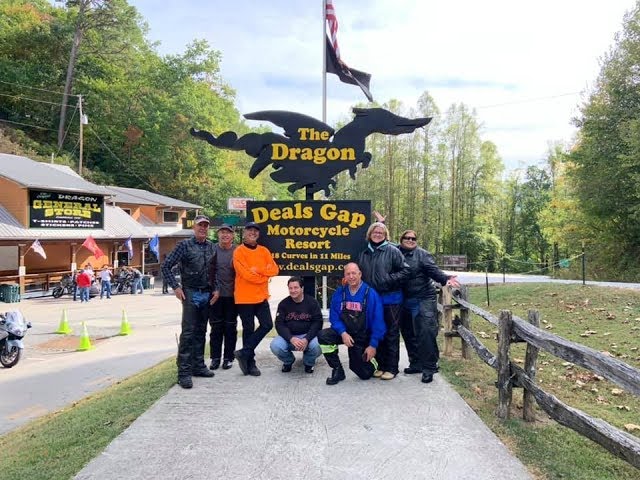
top-left (233, 222), bottom-right (279, 376)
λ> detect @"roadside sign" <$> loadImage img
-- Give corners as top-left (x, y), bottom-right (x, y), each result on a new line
top-left (227, 197), bottom-right (252, 211)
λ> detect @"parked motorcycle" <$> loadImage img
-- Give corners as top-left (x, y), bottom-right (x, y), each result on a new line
top-left (112, 271), bottom-right (134, 295)
top-left (0, 311), bottom-right (31, 368)
top-left (52, 274), bottom-right (74, 298)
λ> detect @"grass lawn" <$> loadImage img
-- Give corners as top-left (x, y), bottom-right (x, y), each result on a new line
top-left (440, 282), bottom-right (640, 480)
top-left (0, 358), bottom-right (177, 480)
top-left (0, 283), bottom-right (638, 479)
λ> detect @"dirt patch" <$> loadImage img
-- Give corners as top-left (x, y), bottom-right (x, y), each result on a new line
top-left (33, 335), bottom-right (109, 352)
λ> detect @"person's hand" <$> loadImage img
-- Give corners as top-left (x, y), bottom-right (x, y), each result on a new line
top-left (341, 332), bottom-right (354, 347)
top-left (209, 291), bottom-right (220, 305)
top-left (174, 287), bottom-right (185, 301)
top-left (447, 276), bottom-right (461, 288)
top-left (363, 346), bottom-right (377, 362)
top-left (373, 210), bottom-right (386, 223)
top-left (291, 337), bottom-right (308, 351)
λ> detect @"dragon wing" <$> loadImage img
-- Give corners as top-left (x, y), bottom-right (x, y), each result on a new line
top-left (244, 111), bottom-right (334, 140)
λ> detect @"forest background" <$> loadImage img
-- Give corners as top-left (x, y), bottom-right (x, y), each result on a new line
top-left (1, 0), bottom-right (640, 281)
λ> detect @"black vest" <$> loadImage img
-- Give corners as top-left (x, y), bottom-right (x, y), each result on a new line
top-left (179, 238), bottom-right (214, 289)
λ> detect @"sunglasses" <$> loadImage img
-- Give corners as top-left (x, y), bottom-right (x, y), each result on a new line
top-left (402, 236), bottom-right (417, 241)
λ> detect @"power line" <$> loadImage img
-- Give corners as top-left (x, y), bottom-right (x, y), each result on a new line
top-left (0, 92), bottom-right (78, 108)
top-left (87, 125), bottom-right (159, 193)
top-left (476, 92), bottom-right (580, 110)
top-left (0, 79), bottom-right (80, 98)
top-left (56, 104), bottom-right (80, 155)
top-left (0, 118), bottom-right (56, 131)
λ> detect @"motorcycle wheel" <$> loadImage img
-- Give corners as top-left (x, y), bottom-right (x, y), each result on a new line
top-left (52, 286), bottom-right (64, 298)
top-left (0, 343), bottom-right (21, 368)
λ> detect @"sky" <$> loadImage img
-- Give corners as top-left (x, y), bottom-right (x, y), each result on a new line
top-left (128, 0), bottom-right (637, 170)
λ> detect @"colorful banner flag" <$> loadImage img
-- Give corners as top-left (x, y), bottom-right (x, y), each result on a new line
top-left (324, 1), bottom-right (373, 101)
top-left (31, 239), bottom-right (47, 259)
top-left (124, 236), bottom-right (133, 260)
top-left (82, 235), bottom-right (105, 259)
top-left (149, 234), bottom-right (159, 259)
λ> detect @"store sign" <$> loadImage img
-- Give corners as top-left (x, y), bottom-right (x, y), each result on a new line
top-left (227, 197), bottom-right (252, 211)
top-left (192, 108), bottom-right (430, 196)
top-left (246, 200), bottom-right (370, 276)
top-left (29, 190), bottom-right (104, 229)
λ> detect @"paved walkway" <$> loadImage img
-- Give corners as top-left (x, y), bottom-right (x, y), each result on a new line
top-left (4, 276), bottom-right (534, 479)
top-left (74, 346), bottom-right (532, 480)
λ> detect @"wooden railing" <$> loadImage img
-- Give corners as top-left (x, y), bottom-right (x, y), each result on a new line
top-left (438, 285), bottom-right (640, 469)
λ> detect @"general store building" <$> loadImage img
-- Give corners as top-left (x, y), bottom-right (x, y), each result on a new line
top-left (0, 153), bottom-right (201, 296)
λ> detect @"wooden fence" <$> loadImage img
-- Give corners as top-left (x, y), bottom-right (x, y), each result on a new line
top-left (438, 285), bottom-right (640, 469)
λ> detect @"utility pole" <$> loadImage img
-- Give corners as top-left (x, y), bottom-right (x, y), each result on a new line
top-left (78, 94), bottom-right (84, 176)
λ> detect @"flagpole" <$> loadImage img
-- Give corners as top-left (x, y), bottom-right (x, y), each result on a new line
top-left (322, 0), bottom-right (327, 124)
top-left (321, 0), bottom-right (328, 311)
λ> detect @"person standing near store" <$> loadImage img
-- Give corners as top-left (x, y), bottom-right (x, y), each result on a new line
top-left (233, 222), bottom-right (279, 377)
top-left (76, 268), bottom-right (92, 303)
top-left (161, 254), bottom-right (170, 294)
top-left (99, 265), bottom-right (113, 299)
top-left (398, 229), bottom-right (460, 384)
top-left (162, 215), bottom-right (216, 389)
top-left (357, 222), bottom-right (411, 380)
top-left (130, 266), bottom-right (144, 294)
top-left (208, 224), bottom-right (238, 371)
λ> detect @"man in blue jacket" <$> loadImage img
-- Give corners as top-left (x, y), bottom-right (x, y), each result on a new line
top-left (317, 262), bottom-right (386, 385)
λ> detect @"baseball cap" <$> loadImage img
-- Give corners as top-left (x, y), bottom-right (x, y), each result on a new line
top-left (244, 221), bottom-right (261, 230)
top-left (217, 223), bottom-right (233, 232)
top-left (193, 215), bottom-right (210, 225)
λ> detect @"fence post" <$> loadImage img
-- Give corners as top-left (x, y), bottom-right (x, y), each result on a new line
top-left (442, 285), bottom-right (453, 357)
top-left (523, 310), bottom-right (540, 422)
top-left (459, 285), bottom-right (470, 359)
top-left (496, 310), bottom-right (513, 419)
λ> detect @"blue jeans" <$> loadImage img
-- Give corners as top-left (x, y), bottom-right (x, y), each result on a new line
top-left (100, 280), bottom-right (112, 298)
top-left (270, 335), bottom-right (322, 367)
top-left (131, 277), bottom-right (143, 294)
top-left (79, 287), bottom-right (90, 302)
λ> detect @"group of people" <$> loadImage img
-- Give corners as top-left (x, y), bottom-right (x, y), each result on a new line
top-left (161, 214), bottom-right (459, 389)
top-left (71, 264), bottom-right (144, 301)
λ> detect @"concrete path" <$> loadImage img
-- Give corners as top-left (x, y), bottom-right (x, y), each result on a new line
top-left (75, 345), bottom-right (532, 480)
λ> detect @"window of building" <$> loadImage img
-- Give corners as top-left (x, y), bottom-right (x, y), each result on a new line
top-left (163, 211), bottom-right (179, 223)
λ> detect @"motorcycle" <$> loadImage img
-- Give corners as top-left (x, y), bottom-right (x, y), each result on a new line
top-left (52, 274), bottom-right (74, 298)
top-left (0, 311), bottom-right (31, 368)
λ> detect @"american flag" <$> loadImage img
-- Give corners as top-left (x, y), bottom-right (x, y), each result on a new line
top-left (31, 239), bottom-right (47, 259)
top-left (325, 0), bottom-right (340, 60)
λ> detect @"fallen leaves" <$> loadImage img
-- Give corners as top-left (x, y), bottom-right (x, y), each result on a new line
top-left (624, 423), bottom-right (640, 432)
top-left (580, 330), bottom-right (598, 337)
top-left (611, 388), bottom-right (624, 396)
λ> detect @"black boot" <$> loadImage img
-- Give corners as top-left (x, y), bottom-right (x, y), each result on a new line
top-left (326, 366), bottom-right (346, 385)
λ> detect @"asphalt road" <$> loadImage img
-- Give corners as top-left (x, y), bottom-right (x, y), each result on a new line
top-left (0, 278), bottom-right (290, 435)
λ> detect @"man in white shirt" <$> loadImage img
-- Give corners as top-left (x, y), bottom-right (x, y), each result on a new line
top-left (100, 266), bottom-right (113, 299)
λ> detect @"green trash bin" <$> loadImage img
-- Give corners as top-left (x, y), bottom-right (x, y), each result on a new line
top-left (0, 284), bottom-right (20, 303)
top-left (141, 275), bottom-right (150, 289)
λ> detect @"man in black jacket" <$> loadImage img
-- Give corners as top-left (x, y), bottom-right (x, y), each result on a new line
top-left (398, 229), bottom-right (460, 384)
top-left (269, 277), bottom-right (323, 373)
top-left (162, 215), bottom-right (216, 389)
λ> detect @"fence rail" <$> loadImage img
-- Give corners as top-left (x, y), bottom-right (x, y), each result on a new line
top-left (438, 286), bottom-right (640, 469)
